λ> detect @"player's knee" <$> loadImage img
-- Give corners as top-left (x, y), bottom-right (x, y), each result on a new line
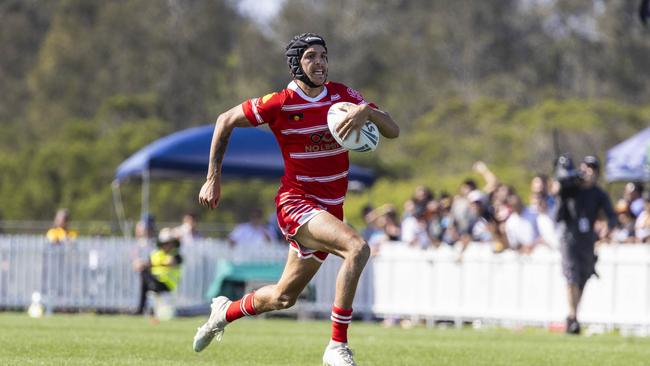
top-left (344, 235), bottom-right (370, 263)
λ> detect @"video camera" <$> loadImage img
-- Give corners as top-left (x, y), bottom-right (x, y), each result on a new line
top-left (554, 154), bottom-right (583, 193)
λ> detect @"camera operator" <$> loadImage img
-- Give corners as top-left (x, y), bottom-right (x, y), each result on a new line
top-left (554, 155), bottom-right (616, 335)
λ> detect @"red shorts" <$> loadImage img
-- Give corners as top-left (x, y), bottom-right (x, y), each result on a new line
top-left (275, 189), bottom-right (344, 262)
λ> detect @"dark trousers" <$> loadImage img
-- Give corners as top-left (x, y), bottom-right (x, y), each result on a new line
top-left (135, 269), bottom-right (170, 314)
top-left (561, 230), bottom-right (597, 289)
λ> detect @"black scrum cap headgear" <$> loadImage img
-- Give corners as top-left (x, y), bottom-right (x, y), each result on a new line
top-left (285, 33), bottom-right (327, 88)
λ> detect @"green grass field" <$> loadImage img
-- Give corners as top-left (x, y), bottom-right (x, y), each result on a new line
top-left (1, 313), bottom-right (649, 366)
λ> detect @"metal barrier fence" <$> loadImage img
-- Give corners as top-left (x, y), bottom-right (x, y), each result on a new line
top-left (1, 235), bottom-right (140, 310)
top-left (0, 235), bottom-right (373, 316)
top-left (373, 243), bottom-right (650, 329)
top-left (3, 235), bottom-right (650, 329)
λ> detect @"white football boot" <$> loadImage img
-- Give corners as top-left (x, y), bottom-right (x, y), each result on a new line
top-left (323, 340), bottom-right (357, 366)
top-left (192, 296), bottom-right (231, 352)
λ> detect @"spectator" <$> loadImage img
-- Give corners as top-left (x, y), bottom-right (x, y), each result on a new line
top-left (402, 185), bottom-right (434, 220)
top-left (42, 208), bottom-right (77, 311)
top-left (460, 190), bottom-right (493, 246)
top-left (367, 204), bottom-right (401, 254)
top-left (228, 208), bottom-right (273, 247)
top-left (266, 213), bottom-right (285, 242)
top-left (529, 192), bottom-right (559, 249)
top-left (132, 214), bottom-right (157, 315)
top-left (611, 199), bottom-right (636, 243)
top-left (450, 178), bottom-right (478, 237)
top-left (624, 182), bottom-right (645, 218)
top-left (489, 183), bottom-right (515, 221)
top-left (360, 204), bottom-right (381, 242)
top-left (402, 198), bottom-right (415, 220)
top-left (45, 208), bottom-right (77, 244)
top-left (413, 185), bottom-right (434, 207)
top-left (134, 228), bottom-right (183, 319)
top-left (426, 200), bottom-right (444, 244)
top-left (381, 207), bottom-right (401, 243)
top-left (438, 194), bottom-right (459, 245)
top-left (174, 212), bottom-right (201, 245)
top-left (473, 161), bottom-right (499, 195)
top-left (133, 214), bottom-right (156, 257)
top-left (530, 173), bottom-right (556, 212)
top-left (401, 204), bottom-right (435, 249)
top-left (635, 192), bottom-right (650, 243)
top-left (504, 194), bottom-right (536, 254)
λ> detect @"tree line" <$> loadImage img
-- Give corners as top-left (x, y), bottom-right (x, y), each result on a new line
top-left (0, 0), bottom-right (648, 232)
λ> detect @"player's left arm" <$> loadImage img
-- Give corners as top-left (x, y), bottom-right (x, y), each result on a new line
top-left (364, 104), bottom-right (399, 139)
top-left (337, 103), bottom-right (399, 141)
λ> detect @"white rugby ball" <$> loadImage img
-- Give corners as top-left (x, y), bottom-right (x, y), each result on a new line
top-left (327, 102), bottom-right (380, 152)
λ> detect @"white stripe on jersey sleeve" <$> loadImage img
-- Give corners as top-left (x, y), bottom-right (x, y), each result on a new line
top-left (251, 98), bottom-right (265, 125)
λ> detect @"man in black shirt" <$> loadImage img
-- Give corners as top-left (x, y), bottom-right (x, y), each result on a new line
top-left (555, 155), bottom-right (616, 335)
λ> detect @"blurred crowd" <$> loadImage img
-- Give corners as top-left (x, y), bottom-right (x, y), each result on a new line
top-left (45, 162), bottom-right (650, 254)
top-left (361, 161), bottom-right (650, 256)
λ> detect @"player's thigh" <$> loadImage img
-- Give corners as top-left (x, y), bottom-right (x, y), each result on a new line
top-left (274, 251), bottom-right (322, 297)
top-left (293, 210), bottom-right (364, 258)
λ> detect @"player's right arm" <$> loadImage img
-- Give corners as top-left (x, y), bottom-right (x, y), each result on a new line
top-left (199, 105), bottom-right (253, 210)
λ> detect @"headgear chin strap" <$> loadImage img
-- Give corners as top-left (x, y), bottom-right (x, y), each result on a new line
top-left (285, 33), bottom-right (327, 88)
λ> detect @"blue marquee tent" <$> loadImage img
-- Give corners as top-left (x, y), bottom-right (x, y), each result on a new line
top-left (605, 127), bottom-right (650, 182)
top-left (114, 124), bottom-right (376, 185)
top-left (112, 125), bottom-right (376, 230)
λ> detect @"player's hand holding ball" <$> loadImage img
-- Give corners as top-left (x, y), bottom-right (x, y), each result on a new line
top-left (327, 102), bottom-right (380, 152)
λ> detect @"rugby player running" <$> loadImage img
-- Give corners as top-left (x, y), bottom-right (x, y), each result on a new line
top-left (193, 33), bottom-right (399, 366)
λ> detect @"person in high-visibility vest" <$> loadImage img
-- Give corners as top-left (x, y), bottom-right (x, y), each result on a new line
top-left (45, 208), bottom-right (78, 244)
top-left (135, 227), bottom-right (183, 298)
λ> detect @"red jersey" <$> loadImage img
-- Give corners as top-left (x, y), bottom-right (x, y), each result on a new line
top-left (241, 81), bottom-right (375, 204)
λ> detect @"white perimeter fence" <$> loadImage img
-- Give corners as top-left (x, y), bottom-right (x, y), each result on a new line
top-left (1, 235), bottom-right (650, 329)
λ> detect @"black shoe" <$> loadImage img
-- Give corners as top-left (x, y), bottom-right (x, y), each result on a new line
top-left (566, 317), bottom-right (581, 335)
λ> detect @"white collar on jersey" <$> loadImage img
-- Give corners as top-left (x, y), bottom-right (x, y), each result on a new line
top-left (287, 81), bottom-right (328, 103)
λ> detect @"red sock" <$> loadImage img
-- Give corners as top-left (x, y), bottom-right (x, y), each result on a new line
top-left (331, 306), bottom-right (353, 343)
top-left (225, 292), bottom-right (257, 322)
